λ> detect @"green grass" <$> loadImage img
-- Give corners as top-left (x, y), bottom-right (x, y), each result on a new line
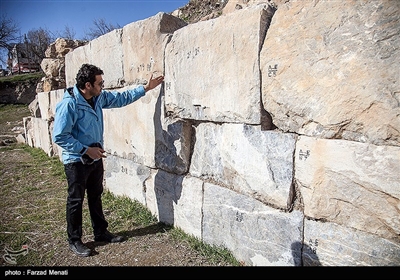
top-left (22, 144), bottom-right (66, 179)
top-left (102, 191), bottom-right (158, 228)
top-left (0, 104), bottom-right (31, 124)
top-left (0, 72), bottom-right (44, 83)
top-left (169, 227), bottom-right (242, 266)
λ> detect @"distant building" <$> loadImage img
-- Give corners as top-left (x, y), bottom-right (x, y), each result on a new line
top-left (8, 43), bottom-right (40, 74)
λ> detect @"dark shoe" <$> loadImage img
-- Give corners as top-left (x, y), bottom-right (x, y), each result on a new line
top-left (94, 230), bottom-right (124, 243)
top-left (69, 240), bottom-right (91, 257)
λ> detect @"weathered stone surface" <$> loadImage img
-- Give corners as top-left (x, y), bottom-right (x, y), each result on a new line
top-left (296, 136), bottom-right (400, 240)
top-left (65, 45), bottom-right (90, 87)
top-left (222, 0), bottom-right (282, 14)
top-left (49, 89), bottom-right (65, 118)
top-left (23, 117), bottom-right (32, 144)
top-left (172, 176), bottom-right (203, 239)
top-left (165, 5), bottom-right (274, 124)
top-left (28, 96), bottom-right (40, 118)
top-left (145, 172), bottom-right (203, 239)
top-left (190, 123), bottom-right (296, 209)
top-left (40, 77), bottom-right (62, 93)
top-left (304, 219), bottom-right (400, 266)
top-left (122, 12), bottom-right (186, 86)
top-left (145, 169), bottom-right (180, 225)
top-left (15, 133), bottom-right (25, 144)
top-left (103, 85), bottom-right (156, 165)
top-left (104, 155), bottom-right (150, 205)
top-left (33, 89), bottom-right (66, 158)
top-left (41, 58), bottom-right (63, 78)
top-left (66, 29), bottom-right (124, 89)
top-left (203, 182), bottom-right (304, 266)
top-left (24, 117), bottom-right (53, 157)
top-left (37, 91), bottom-right (50, 120)
top-left (89, 29), bottom-right (125, 89)
top-left (40, 38), bottom-right (86, 92)
top-left (261, 0), bottom-right (400, 146)
top-left (154, 110), bottom-right (192, 175)
top-left (45, 38), bottom-right (87, 58)
top-left (103, 85), bottom-right (192, 174)
top-left (37, 89), bottom-right (65, 121)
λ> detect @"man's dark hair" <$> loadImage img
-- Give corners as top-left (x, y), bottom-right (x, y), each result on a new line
top-left (76, 64), bottom-right (104, 89)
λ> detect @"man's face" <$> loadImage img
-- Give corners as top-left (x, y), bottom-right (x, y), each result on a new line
top-left (88, 75), bottom-right (104, 97)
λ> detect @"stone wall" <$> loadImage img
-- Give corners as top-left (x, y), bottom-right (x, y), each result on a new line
top-left (24, 0), bottom-right (400, 266)
top-left (38, 38), bottom-right (87, 93)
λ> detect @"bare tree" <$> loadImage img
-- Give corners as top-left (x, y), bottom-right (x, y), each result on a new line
top-left (83, 18), bottom-right (121, 40)
top-left (0, 14), bottom-right (20, 67)
top-left (60, 25), bottom-right (76, 40)
top-left (26, 28), bottom-right (54, 64)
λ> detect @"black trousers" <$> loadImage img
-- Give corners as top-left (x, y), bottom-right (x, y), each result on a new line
top-left (64, 160), bottom-right (108, 243)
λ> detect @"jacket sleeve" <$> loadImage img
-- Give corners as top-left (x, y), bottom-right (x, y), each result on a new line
top-left (100, 85), bottom-right (146, 109)
top-left (52, 99), bottom-right (88, 155)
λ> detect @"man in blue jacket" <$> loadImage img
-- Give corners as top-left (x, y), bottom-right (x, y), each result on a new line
top-left (52, 63), bottom-right (164, 257)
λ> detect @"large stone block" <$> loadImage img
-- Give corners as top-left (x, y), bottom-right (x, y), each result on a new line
top-left (145, 171), bottom-right (203, 239)
top-left (24, 117), bottom-right (53, 157)
top-left (296, 136), bottom-right (400, 240)
top-left (37, 89), bottom-right (64, 121)
top-left (37, 91), bottom-right (51, 121)
top-left (203, 182), bottom-right (304, 266)
top-left (103, 84), bottom-right (159, 166)
top-left (103, 85), bottom-right (192, 173)
top-left (65, 44), bottom-right (90, 87)
top-left (165, 5), bottom-right (275, 124)
top-left (49, 89), bottom-right (65, 118)
top-left (122, 12), bottom-right (186, 85)
top-left (89, 29), bottom-right (124, 89)
top-left (261, 0), bottom-right (400, 146)
top-left (304, 219), bottom-right (400, 266)
top-left (104, 155), bottom-right (150, 205)
top-left (190, 123), bottom-right (296, 210)
top-left (65, 29), bottom-right (124, 89)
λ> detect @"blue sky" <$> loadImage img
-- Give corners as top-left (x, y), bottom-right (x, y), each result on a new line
top-left (0, 0), bottom-right (189, 68)
top-left (1, 0), bottom-right (189, 40)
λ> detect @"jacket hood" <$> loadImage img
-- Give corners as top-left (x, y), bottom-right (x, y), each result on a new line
top-left (63, 85), bottom-right (95, 108)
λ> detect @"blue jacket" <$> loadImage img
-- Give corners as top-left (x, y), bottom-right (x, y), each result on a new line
top-left (52, 84), bottom-right (146, 164)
